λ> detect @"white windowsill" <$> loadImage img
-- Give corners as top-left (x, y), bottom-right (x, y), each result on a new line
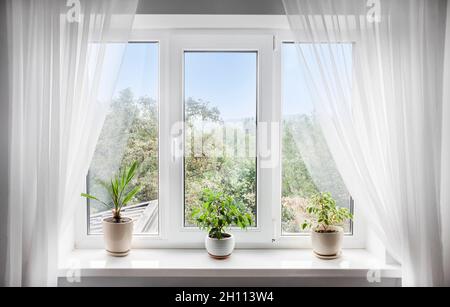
top-left (58, 249), bottom-right (401, 279)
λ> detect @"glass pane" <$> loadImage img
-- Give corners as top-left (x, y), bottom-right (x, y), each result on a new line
top-left (88, 43), bottom-right (159, 234)
top-left (281, 43), bottom-right (352, 235)
top-left (184, 52), bottom-right (257, 227)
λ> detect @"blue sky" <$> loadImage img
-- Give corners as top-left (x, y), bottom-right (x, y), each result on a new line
top-left (113, 42), bottom-right (351, 120)
top-left (185, 52), bottom-right (257, 120)
top-left (115, 43), bottom-right (159, 100)
top-left (282, 43), bottom-right (314, 116)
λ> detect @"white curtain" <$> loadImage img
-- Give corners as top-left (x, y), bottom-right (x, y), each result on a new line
top-left (6, 0), bottom-right (138, 286)
top-left (441, 0), bottom-right (450, 287)
top-left (282, 0), bottom-right (449, 286)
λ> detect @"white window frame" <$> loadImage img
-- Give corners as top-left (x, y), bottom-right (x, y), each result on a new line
top-left (169, 34), bottom-right (274, 246)
top-left (75, 21), bottom-right (366, 249)
top-left (76, 36), bottom-right (170, 249)
top-left (275, 34), bottom-right (365, 248)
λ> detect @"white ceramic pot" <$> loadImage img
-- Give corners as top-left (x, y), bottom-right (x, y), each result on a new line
top-left (311, 226), bottom-right (344, 258)
top-left (205, 233), bottom-right (235, 259)
top-left (102, 217), bottom-right (134, 257)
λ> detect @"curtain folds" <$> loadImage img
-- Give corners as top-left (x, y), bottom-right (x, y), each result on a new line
top-left (282, 0), bottom-right (449, 286)
top-left (441, 0), bottom-right (450, 287)
top-left (6, 0), bottom-right (138, 286)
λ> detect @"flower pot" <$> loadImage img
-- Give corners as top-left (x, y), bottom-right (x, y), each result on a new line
top-left (102, 217), bottom-right (134, 257)
top-left (205, 233), bottom-right (235, 259)
top-left (311, 226), bottom-right (343, 259)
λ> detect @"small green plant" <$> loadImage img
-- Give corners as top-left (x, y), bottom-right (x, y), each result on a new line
top-left (191, 188), bottom-right (254, 239)
top-left (301, 192), bottom-right (353, 233)
top-left (81, 161), bottom-right (141, 222)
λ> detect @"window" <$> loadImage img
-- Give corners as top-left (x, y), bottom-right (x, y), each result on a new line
top-left (281, 42), bottom-right (353, 235)
top-left (183, 51), bottom-right (258, 227)
top-left (168, 34), bottom-right (273, 244)
top-left (87, 42), bottom-right (159, 235)
top-left (78, 31), bottom-right (362, 248)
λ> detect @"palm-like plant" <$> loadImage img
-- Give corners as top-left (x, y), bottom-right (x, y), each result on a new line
top-left (81, 161), bottom-right (141, 222)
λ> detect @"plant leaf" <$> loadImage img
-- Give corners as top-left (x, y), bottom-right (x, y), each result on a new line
top-left (81, 193), bottom-right (109, 208)
top-left (81, 193), bottom-right (99, 201)
top-left (122, 185), bottom-right (142, 206)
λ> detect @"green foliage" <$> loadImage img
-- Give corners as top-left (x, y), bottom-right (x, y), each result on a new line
top-left (82, 161), bottom-right (142, 221)
top-left (281, 115), bottom-right (351, 232)
top-left (282, 120), bottom-right (318, 199)
top-left (186, 98), bottom-right (221, 122)
top-left (184, 98), bottom-right (256, 226)
top-left (301, 192), bottom-right (353, 232)
top-left (88, 89), bottom-right (158, 214)
top-left (191, 188), bottom-right (254, 239)
top-left (88, 89), bottom-right (351, 236)
top-left (282, 204), bottom-right (297, 232)
top-left (119, 96), bottom-right (158, 203)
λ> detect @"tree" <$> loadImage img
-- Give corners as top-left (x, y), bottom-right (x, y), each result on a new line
top-left (88, 89), bottom-right (158, 213)
top-left (184, 97), bottom-right (256, 226)
top-left (88, 89), bottom-right (350, 233)
top-left (281, 114), bottom-right (350, 233)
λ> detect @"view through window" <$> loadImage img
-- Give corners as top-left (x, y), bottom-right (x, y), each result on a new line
top-left (87, 42), bottom-right (159, 235)
top-left (183, 51), bottom-right (258, 227)
top-left (85, 41), bottom-right (353, 238)
top-left (281, 43), bottom-right (353, 234)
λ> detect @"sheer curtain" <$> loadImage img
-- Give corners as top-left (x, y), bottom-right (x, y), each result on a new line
top-left (6, 0), bottom-right (138, 286)
top-left (441, 0), bottom-right (450, 287)
top-left (282, 0), bottom-right (448, 286)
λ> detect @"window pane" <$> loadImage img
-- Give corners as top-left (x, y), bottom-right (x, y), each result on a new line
top-left (184, 52), bottom-right (257, 227)
top-left (88, 43), bottom-right (159, 234)
top-left (281, 43), bottom-right (352, 235)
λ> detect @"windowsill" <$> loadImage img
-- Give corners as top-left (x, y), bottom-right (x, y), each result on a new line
top-left (58, 248), bottom-right (401, 279)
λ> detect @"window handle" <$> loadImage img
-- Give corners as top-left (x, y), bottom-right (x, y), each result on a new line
top-left (272, 218), bottom-right (278, 243)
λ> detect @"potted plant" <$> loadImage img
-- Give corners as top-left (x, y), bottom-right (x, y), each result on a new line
top-left (301, 192), bottom-right (353, 259)
top-left (81, 161), bottom-right (141, 257)
top-left (191, 188), bottom-right (254, 259)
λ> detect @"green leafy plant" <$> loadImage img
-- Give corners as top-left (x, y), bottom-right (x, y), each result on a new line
top-left (191, 188), bottom-right (254, 239)
top-left (81, 161), bottom-right (142, 222)
top-left (301, 192), bottom-right (353, 233)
